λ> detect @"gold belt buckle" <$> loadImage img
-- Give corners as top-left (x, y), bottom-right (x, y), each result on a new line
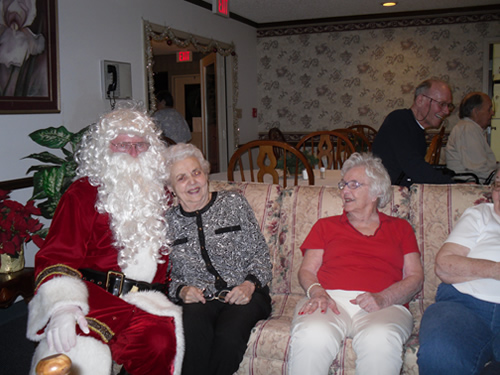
top-left (106, 270), bottom-right (125, 296)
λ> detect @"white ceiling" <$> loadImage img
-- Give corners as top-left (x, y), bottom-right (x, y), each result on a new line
top-left (198, 0), bottom-right (499, 25)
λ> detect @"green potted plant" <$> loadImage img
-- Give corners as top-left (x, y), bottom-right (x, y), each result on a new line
top-left (0, 190), bottom-right (45, 273)
top-left (23, 125), bottom-right (89, 219)
top-left (276, 150), bottom-right (319, 174)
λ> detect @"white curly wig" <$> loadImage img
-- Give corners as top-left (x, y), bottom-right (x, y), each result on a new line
top-left (75, 103), bottom-right (170, 273)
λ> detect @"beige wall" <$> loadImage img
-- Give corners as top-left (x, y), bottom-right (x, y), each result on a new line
top-left (256, 17), bottom-right (500, 134)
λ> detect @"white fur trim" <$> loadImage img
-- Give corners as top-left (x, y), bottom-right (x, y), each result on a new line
top-left (121, 249), bottom-right (158, 282)
top-left (27, 276), bottom-right (89, 341)
top-left (122, 291), bottom-right (184, 375)
top-left (30, 336), bottom-right (112, 375)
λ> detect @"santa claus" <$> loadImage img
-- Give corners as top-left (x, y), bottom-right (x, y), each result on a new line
top-left (27, 103), bottom-right (183, 375)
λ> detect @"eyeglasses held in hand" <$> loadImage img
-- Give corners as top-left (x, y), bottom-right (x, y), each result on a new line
top-left (422, 94), bottom-right (455, 112)
top-left (111, 142), bottom-right (150, 152)
top-left (204, 289), bottom-right (230, 302)
top-left (338, 180), bottom-right (365, 190)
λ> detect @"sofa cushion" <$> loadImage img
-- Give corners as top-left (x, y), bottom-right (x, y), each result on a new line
top-left (408, 184), bottom-right (493, 312)
top-left (209, 180), bottom-right (283, 273)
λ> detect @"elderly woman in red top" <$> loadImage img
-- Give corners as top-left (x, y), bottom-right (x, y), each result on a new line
top-left (287, 152), bottom-right (423, 375)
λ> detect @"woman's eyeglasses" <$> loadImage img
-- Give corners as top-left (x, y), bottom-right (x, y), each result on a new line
top-left (203, 289), bottom-right (230, 302)
top-left (493, 180), bottom-right (500, 192)
top-left (111, 142), bottom-right (150, 153)
top-left (338, 180), bottom-right (365, 190)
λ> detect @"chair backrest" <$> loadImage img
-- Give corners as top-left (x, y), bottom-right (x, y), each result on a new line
top-left (296, 131), bottom-right (355, 170)
top-left (335, 128), bottom-right (372, 152)
top-left (268, 127), bottom-right (287, 160)
top-left (425, 126), bottom-right (445, 165)
top-left (268, 127), bottom-right (286, 142)
top-left (348, 124), bottom-right (378, 144)
top-left (227, 140), bottom-right (314, 187)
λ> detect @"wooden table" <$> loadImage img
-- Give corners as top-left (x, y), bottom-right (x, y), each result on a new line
top-left (210, 169), bottom-right (342, 187)
top-left (0, 267), bottom-right (35, 308)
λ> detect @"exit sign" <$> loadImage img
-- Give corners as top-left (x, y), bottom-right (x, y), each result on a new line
top-left (213, 0), bottom-right (229, 18)
top-left (176, 51), bottom-right (192, 63)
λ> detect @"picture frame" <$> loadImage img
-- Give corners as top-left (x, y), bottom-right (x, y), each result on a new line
top-left (0, 0), bottom-right (60, 114)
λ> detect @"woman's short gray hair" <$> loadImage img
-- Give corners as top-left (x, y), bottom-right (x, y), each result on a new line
top-left (341, 152), bottom-right (392, 208)
top-left (164, 143), bottom-right (210, 185)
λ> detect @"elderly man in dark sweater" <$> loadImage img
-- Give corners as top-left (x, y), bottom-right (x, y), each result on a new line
top-left (372, 79), bottom-right (455, 187)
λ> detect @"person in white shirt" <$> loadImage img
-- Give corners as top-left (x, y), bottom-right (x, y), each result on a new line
top-left (418, 168), bottom-right (500, 375)
top-left (445, 92), bottom-right (497, 182)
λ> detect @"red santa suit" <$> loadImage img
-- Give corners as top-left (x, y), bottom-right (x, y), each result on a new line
top-left (27, 178), bottom-right (184, 375)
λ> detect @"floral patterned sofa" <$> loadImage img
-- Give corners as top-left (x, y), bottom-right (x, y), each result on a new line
top-left (208, 180), bottom-right (493, 375)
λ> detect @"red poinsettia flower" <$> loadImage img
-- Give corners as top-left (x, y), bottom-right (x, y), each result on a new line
top-left (0, 189), bottom-right (45, 259)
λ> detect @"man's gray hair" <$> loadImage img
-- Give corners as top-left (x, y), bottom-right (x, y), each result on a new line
top-left (458, 92), bottom-right (486, 120)
top-left (414, 78), bottom-right (451, 100)
top-left (341, 152), bottom-right (392, 208)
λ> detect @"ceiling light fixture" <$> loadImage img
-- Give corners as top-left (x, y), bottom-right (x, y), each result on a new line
top-left (382, 2), bottom-right (397, 6)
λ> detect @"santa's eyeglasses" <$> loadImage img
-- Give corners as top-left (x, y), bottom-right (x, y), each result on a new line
top-left (111, 142), bottom-right (150, 153)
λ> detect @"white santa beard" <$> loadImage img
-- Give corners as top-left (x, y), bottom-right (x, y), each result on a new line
top-left (96, 152), bottom-right (168, 281)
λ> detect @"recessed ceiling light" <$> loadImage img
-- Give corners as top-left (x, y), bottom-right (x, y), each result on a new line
top-left (382, 2), bottom-right (398, 6)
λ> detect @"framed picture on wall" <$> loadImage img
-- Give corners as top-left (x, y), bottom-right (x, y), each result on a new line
top-left (0, 0), bottom-right (60, 114)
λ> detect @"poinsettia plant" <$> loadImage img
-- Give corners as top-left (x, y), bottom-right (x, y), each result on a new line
top-left (0, 190), bottom-right (45, 256)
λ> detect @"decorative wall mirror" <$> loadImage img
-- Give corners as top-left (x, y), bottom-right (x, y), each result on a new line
top-left (143, 21), bottom-right (239, 172)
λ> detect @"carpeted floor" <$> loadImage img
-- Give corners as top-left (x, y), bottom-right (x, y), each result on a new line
top-left (0, 301), bottom-right (36, 375)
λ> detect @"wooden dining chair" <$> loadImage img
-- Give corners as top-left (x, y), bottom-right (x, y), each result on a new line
top-left (426, 127), bottom-right (480, 184)
top-left (227, 140), bottom-right (314, 187)
top-left (348, 124), bottom-right (378, 144)
top-left (268, 127), bottom-right (287, 160)
top-left (296, 131), bottom-right (355, 170)
top-left (425, 126), bottom-right (445, 165)
top-left (335, 128), bottom-right (372, 152)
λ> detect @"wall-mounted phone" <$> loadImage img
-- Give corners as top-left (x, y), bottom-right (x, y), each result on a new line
top-left (107, 65), bottom-right (117, 97)
top-left (101, 60), bottom-right (132, 100)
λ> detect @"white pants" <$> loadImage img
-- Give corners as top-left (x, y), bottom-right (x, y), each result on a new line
top-left (287, 290), bottom-right (413, 375)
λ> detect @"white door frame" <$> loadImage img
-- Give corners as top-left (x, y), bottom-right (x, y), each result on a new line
top-left (483, 38), bottom-right (500, 159)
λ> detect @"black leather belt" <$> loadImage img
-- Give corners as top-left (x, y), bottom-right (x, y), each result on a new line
top-left (80, 268), bottom-right (166, 297)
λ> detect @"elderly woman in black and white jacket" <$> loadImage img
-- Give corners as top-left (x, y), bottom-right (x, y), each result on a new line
top-left (164, 143), bottom-right (272, 375)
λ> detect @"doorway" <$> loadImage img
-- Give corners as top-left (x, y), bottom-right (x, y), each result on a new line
top-left (490, 43), bottom-right (500, 160)
top-left (484, 39), bottom-right (500, 160)
top-left (171, 74), bottom-right (203, 153)
top-left (144, 22), bottom-right (237, 173)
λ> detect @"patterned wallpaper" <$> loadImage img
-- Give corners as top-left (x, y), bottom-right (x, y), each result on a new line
top-left (256, 16), bottom-right (500, 135)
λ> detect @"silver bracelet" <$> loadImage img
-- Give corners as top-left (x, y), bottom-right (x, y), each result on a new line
top-left (306, 282), bottom-right (322, 299)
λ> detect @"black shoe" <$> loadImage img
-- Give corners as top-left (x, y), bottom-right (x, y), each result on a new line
top-left (118, 367), bottom-right (131, 375)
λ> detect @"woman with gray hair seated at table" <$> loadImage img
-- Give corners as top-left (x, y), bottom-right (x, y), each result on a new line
top-left (163, 143), bottom-right (273, 375)
top-left (287, 152), bottom-right (424, 375)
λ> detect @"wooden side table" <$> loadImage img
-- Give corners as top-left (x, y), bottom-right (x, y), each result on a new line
top-left (0, 267), bottom-right (35, 308)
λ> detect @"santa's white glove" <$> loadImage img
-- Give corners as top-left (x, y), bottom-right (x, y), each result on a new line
top-left (46, 305), bottom-right (90, 353)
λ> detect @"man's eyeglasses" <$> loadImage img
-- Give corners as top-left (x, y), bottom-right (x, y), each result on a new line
top-left (338, 180), bottom-right (365, 190)
top-left (204, 289), bottom-right (230, 302)
top-left (111, 142), bottom-right (150, 153)
top-left (422, 94), bottom-right (455, 112)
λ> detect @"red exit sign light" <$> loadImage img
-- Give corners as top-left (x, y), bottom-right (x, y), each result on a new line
top-left (213, 0), bottom-right (229, 18)
top-left (176, 51), bottom-right (192, 63)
